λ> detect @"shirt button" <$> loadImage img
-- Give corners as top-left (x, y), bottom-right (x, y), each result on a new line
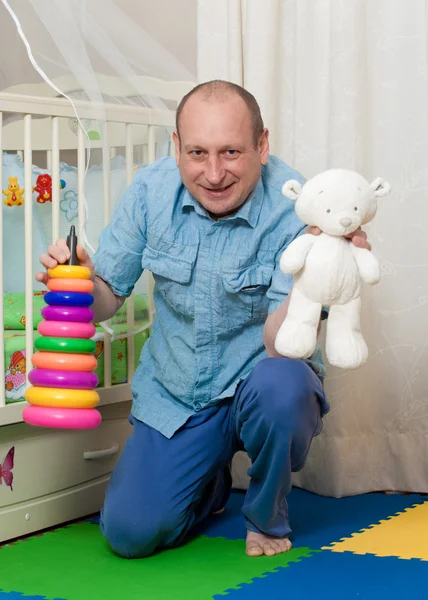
top-left (195, 402), bottom-right (202, 410)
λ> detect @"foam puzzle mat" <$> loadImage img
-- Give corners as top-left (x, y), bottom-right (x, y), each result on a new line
top-left (0, 488), bottom-right (427, 599)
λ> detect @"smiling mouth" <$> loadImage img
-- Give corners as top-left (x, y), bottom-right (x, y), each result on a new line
top-left (203, 183), bottom-right (234, 194)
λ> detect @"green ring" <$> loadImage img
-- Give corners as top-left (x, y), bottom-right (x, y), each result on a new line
top-left (35, 337), bottom-right (96, 354)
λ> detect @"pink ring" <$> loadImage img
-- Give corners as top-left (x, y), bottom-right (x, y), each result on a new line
top-left (23, 405), bottom-right (102, 429)
top-left (37, 320), bottom-right (96, 339)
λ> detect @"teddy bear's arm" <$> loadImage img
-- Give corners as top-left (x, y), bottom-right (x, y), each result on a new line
top-left (279, 234), bottom-right (317, 275)
top-left (350, 246), bottom-right (380, 285)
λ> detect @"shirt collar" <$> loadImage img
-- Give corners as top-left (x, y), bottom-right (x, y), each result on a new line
top-left (181, 175), bottom-right (264, 228)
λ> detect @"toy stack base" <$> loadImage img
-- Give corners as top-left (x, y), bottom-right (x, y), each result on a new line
top-left (24, 263), bottom-right (101, 430)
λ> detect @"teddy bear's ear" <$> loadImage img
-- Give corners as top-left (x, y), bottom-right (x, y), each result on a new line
top-left (282, 180), bottom-right (302, 200)
top-left (370, 177), bottom-right (391, 197)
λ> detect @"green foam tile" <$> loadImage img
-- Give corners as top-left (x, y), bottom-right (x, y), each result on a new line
top-left (0, 524), bottom-right (315, 600)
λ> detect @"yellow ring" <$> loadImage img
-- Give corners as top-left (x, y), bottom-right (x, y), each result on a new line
top-left (26, 386), bottom-right (100, 408)
top-left (48, 265), bottom-right (92, 280)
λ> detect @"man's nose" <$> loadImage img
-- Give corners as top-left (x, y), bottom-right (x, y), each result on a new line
top-left (205, 157), bottom-right (225, 185)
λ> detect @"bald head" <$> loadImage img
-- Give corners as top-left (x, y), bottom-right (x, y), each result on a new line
top-left (176, 80), bottom-right (264, 147)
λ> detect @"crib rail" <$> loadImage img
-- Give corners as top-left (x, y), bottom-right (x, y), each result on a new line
top-left (0, 93), bottom-right (175, 127)
top-left (0, 92), bottom-right (171, 426)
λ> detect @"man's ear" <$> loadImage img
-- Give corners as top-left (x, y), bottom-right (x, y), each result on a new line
top-left (370, 177), bottom-right (391, 197)
top-left (282, 179), bottom-right (302, 200)
top-left (258, 128), bottom-right (270, 165)
top-left (172, 131), bottom-right (180, 165)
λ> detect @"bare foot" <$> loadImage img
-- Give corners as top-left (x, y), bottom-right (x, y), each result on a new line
top-left (246, 530), bottom-right (292, 557)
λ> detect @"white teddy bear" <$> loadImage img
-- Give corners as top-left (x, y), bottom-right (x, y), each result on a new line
top-left (275, 169), bottom-right (391, 370)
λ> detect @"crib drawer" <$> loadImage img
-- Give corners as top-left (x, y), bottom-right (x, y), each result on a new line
top-left (0, 415), bottom-right (132, 509)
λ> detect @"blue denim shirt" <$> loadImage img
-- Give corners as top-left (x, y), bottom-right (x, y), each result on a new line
top-left (93, 155), bottom-right (325, 438)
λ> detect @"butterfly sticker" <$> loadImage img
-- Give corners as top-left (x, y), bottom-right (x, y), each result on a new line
top-left (0, 446), bottom-right (15, 491)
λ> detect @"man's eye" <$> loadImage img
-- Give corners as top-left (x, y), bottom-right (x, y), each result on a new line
top-left (190, 150), bottom-right (204, 157)
top-left (225, 150), bottom-right (239, 157)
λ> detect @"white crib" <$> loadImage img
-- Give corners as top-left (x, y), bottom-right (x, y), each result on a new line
top-left (0, 77), bottom-right (193, 542)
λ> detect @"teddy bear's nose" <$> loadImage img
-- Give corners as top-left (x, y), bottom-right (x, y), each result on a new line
top-left (339, 217), bottom-right (352, 227)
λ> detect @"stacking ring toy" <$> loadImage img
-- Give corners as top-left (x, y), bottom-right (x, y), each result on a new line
top-left (29, 369), bottom-right (99, 389)
top-left (44, 291), bottom-right (94, 307)
top-left (47, 278), bottom-right (94, 293)
top-left (38, 320), bottom-right (96, 339)
top-left (32, 351), bottom-right (97, 372)
top-left (26, 386), bottom-right (100, 408)
top-left (48, 265), bottom-right (92, 279)
top-left (25, 225), bottom-right (101, 431)
top-left (23, 406), bottom-right (102, 429)
top-left (35, 336), bottom-right (96, 354)
top-left (41, 306), bottom-right (94, 323)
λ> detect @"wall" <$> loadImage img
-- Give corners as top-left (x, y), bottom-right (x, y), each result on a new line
top-left (118, 0), bottom-right (198, 78)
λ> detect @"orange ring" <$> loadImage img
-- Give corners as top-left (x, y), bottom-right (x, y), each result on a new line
top-left (48, 265), bottom-right (92, 280)
top-left (47, 278), bottom-right (94, 293)
top-left (32, 351), bottom-right (97, 372)
top-left (26, 386), bottom-right (100, 408)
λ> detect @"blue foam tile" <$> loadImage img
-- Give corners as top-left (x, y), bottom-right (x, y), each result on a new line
top-left (213, 550), bottom-right (428, 599)
top-left (0, 592), bottom-right (65, 600)
top-left (197, 488), bottom-right (427, 548)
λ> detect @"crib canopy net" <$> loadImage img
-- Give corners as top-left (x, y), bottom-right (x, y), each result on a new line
top-left (0, 0), bottom-right (196, 104)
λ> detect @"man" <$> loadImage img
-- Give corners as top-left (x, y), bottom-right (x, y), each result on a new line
top-left (38, 80), bottom-right (369, 558)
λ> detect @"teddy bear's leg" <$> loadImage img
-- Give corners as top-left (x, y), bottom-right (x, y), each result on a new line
top-left (326, 296), bottom-right (368, 369)
top-left (274, 287), bottom-right (321, 359)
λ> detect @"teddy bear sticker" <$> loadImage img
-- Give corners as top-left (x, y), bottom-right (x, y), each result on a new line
top-left (5, 349), bottom-right (27, 400)
top-left (3, 176), bottom-right (24, 206)
top-left (33, 173), bottom-right (66, 203)
top-left (275, 169), bottom-right (391, 370)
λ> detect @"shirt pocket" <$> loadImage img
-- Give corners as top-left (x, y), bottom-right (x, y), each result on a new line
top-left (221, 262), bottom-right (274, 331)
top-left (141, 244), bottom-right (197, 317)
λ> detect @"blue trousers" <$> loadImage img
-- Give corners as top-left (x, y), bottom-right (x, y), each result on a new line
top-left (100, 358), bottom-right (328, 558)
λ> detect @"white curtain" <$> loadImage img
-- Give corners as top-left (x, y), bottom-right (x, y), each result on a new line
top-left (198, 0), bottom-right (428, 496)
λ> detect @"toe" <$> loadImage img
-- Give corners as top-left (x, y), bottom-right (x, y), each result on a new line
top-left (266, 540), bottom-right (282, 555)
top-left (280, 538), bottom-right (292, 552)
top-left (246, 544), bottom-right (264, 557)
top-left (263, 543), bottom-right (276, 556)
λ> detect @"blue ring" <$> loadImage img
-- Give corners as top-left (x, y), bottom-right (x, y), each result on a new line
top-left (44, 291), bottom-right (94, 307)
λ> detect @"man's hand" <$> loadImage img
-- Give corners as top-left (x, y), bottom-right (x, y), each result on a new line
top-left (36, 239), bottom-right (95, 286)
top-left (306, 226), bottom-right (371, 250)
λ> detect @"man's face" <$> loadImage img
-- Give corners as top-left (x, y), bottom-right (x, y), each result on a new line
top-left (174, 93), bottom-right (269, 219)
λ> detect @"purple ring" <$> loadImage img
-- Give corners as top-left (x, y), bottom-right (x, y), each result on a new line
top-left (41, 306), bottom-right (94, 323)
top-left (29, 368), bottom-right (99, 390)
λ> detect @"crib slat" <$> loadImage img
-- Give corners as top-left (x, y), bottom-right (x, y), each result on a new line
top-left (0, 112), bottom-right (5, 408)
top-left (169, 132), bottom-right (175, 157)
top-left (125, 124), bottom-right (135, 382)
top-left (102, 130), bottom-right (112, 388)
top-left (24, 114), bottom-right (33, 387)
top-left (148, 125), bottom-right (156, 165)
top-left (51, 117), bottom-right (60, 243)
top-left (77, 124), bottom-right (86, 239)
top-left (126, 125), bottom-right (134, 186)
